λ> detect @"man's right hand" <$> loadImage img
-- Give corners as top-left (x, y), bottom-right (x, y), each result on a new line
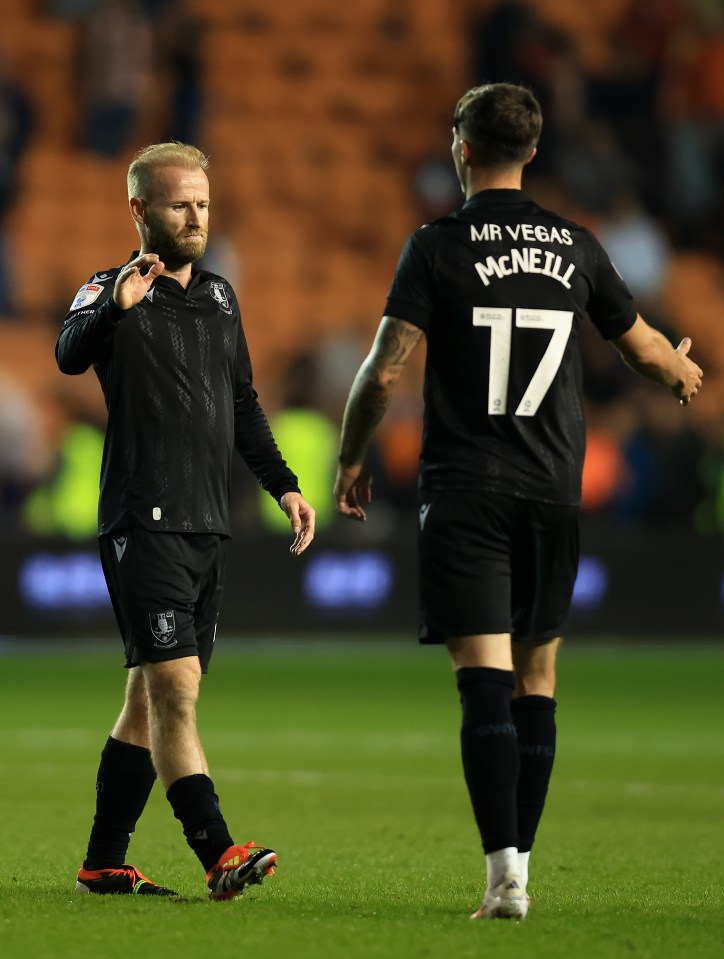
top-left (673, 337), bottom-right (704, 406)
top-left (613, 317), bottom-right (703, 406)
top-left (113, 253), bottom-right (165, 311)
top-left (334, 462), bottom-right (373, 522)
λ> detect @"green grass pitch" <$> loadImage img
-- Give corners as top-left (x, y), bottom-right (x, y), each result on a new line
top-left (0, 639), bottom-right (722, 959)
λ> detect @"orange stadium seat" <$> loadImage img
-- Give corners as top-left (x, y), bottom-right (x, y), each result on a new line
top-left (12, 0), bottom-right (711, 391)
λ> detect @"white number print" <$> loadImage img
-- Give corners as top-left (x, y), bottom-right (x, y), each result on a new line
top-left (472, 307), bottom-right (573, 416)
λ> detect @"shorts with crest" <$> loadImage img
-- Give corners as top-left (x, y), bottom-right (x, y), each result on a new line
top-left (99, 528), bottom-right (227, 672)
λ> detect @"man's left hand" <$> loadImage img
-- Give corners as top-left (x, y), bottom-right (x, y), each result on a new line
top-left (280, 492), bottom-right (316, 555)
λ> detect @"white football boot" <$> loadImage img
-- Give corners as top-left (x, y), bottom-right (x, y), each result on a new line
top-left (470, 871), bottom-right (528, 920)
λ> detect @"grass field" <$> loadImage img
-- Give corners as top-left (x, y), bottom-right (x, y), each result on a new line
top-left (0, 639), bottom-right (722, 959)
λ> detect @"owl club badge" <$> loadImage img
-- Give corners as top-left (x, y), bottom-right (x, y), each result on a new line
top-left (209, 281), bottom-right (233, 314)
top-left (150, 610), bottom-right (177, 647)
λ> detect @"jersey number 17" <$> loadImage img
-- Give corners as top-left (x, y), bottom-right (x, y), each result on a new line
top-left (473, 307), bottom-right (573, 416)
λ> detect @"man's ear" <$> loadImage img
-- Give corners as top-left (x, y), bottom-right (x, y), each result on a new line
top-left (129, 196), bottom-right (146, 225)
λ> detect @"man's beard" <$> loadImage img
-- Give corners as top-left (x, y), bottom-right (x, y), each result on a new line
top-left (144, 216), bottom-right (208, 268)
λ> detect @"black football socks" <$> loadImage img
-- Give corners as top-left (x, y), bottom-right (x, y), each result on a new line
top-left (456, 667), bottom-right (519, 853)
top-left (166, 773), bottom-right (235, 872)
top-left (511, 694), bottom-right (557, 853)
top-left (84, 736), bottom-right (157, 869)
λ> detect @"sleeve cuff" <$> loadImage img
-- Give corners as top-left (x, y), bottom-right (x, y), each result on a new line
top-left (276, 484), bottom-right (302, 507)
top-left (383, 297), bottom-right (431, 330)
top-left (601, 306), bottom-right (637, 341)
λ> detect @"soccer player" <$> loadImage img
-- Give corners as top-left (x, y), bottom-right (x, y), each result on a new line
top-left (57, 143), bottom-right (315, 900)
top-left (333, 84), bottom-right (702, 920)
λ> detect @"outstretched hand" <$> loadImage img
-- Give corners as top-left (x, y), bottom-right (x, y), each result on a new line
top-left (334, 462), bottom-right (372, 522)
top-left (280, 492), bottom-right (316, 555)
top-left (674, 338), bottom-right (703, 406)
top-left (113, 253), bottom-right (165, 311)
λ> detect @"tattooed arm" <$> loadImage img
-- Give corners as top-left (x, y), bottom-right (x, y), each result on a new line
top-left (334, 316), bottom-right (424, 522)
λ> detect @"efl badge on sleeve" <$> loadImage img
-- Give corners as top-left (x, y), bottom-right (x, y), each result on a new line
top-left (70, 283), bottom-right (104, 311)
top-left (150, 610), bottom-right (177, 647)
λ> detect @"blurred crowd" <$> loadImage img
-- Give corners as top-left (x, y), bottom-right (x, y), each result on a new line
top-left (0, 0), bottom-right (722, 540)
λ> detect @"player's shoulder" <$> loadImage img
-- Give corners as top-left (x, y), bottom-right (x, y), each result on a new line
top-left (400, 211), bottom-right (491, 264)
top-left (87, 264), bottom-right (124, 284)
top-left (404, 216), bottom-right (454, 250)
top-left (67, 264), bottom-right (122, 313)
top-left (417, 211), bottom-right (462, 233)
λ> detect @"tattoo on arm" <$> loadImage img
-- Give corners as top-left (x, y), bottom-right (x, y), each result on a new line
top-left (338, 317), bottom-right (423, 466)
top-left (375, 318), bottom-right (423, 366)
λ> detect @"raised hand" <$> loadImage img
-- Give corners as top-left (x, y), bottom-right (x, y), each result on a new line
top-left (113, 253), bottom-right (165, 311)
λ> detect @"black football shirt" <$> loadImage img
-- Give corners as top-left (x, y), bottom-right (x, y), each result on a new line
top-left (57, 255), bottom-right (299, 536)
top-left (385, 189), bottom-right (637, 505)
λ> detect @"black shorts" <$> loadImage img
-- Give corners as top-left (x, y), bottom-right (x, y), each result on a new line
top-left (418, 490), bottom-right (579, 645)
top-left (99, 529), bottom-right (227, 672)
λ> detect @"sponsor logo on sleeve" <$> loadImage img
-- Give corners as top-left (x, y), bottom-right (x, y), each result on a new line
top-left (70, 283), bottom-right (104, 311)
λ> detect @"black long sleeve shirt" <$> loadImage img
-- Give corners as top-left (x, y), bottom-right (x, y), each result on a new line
top-left (57, 255), bottom-right (299, 536)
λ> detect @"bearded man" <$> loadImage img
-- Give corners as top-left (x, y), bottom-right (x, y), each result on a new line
top-left (57, 143), bottom-right (315, 900)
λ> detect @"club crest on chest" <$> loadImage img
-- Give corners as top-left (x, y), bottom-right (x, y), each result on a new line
top-left (209, 282), bottom-right (233, 314)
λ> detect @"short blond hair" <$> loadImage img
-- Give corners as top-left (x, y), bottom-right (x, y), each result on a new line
top-left (127, 142), bottom-right (210, 199)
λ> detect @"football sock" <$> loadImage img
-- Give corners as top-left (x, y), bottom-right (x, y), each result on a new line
top-left (518, 850), bottom-right (531, 887)
top-left (84, 736), bottom-right (157, 869)
top-left (456, 667), bottom-right (519, 855)
top-left (166, 773), bottom-right (235, 872)
top-left (486, 846), bottom-right (520, 888)
top-left (511, 694), bottom-right (557, 853)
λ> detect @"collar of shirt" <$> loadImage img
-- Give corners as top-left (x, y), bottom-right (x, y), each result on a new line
top-left (125, 250), bottom-right (205, 295)
top-left (462, 189), bottom-right (533, 210)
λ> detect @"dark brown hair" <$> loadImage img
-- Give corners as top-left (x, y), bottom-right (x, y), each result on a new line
top-left (453, 83), bottom-right (542, 168)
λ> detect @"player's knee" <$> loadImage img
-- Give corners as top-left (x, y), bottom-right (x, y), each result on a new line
top-left (512, 637), bottom-right (560, 697)
top-left (514, 668), bottom-right (556, 697)
top-left (143, 656), bottom-right (201, 719)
